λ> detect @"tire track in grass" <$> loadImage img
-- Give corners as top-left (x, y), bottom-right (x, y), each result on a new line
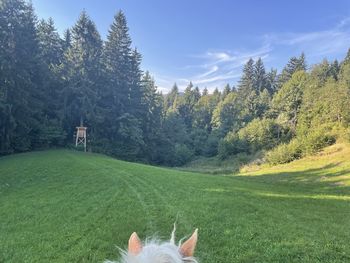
top-left (117, 167), bottom-right (193, 235)
top-left (114, 169), bottom-right (156, 231)
top-left (75, 154), bottom-right (193, 234)
top-left (61, 157), bottom-right (156, 249)
top-left (138, 170), bottom-right (194, 230)
top-left (55, 161), bottom-right (158, 262)
top-left (53, 155), bottom-right (157, 259)
top-left (59, 156), bottom-right (192, 257)
top-left (52, 164), bottom-right (130, 261)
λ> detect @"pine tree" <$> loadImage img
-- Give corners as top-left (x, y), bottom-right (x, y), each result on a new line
top-left (272, 71), bottom-right (307, 132)
top-left (37, 18), bottom-right (63, 66)
top-left (212, 87), bottom-right (221, 102)
top-left (0, 0), bottom-right (42, 153)
top-left (266, 69), bottom-right (278, 94)
top-left (253, 58), bottom-right (266, 93)
top-left (238, 58), bottom-right (255, 92)
top-left (202, 87), bottom-right (209, 96)
top-left (36, 17), bottom-right (67, 147)
top-left (178, 82), bottom-right (196, 128)
top-left (101, 10), bottom-right (145, 159)
top-left (236, 58), bottom-right (262, 122)
top-left (342, 48), bottom-right (350, 66)
top-left (330, 59), bottom-right (340, 80)
top-left (62, 29), bottom-right (72, 52)
top-left (129, 48), bottom-right (144, 117)
top-left (140, 71), bottom-right (163, 160)
top-left (221, 84), bottom-right (231, 100)
top-left (278, 53), bottom-right (307, 87)
top-left (61, 11), bottom-right (103, 138)
top-left (104, 10), bottom-right (132, 114)
top-left (164, 83), bottom-right (179, 112)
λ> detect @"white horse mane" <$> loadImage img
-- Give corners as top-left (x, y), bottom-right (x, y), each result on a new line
top-left (105, 225), bottom-right (199, 263)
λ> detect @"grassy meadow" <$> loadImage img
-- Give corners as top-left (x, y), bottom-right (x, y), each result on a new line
top-left (1, 145), bottom-right (350, 262)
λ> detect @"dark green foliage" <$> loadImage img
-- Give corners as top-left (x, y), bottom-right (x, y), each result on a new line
top-left (254, 58), bottom-right (266, 93)
top-left (37, 18), bottom-right (63, 66)
top-left (218, 132), bottom-right (249, 159)
top-left (221, 84), bottom-right (231, 100)
top-left (271, 71), bottom-right (307, 132)
top-left (177, 82), bottom-right (201, 128)
top-left (140, 71), bottom-right (163, 161)
top-left (211, 92), bottom-right (240, 135)
top-left (0, 0), bottom-right (43, 153)
top-left (173, 143), bottom-right (194, 166)
top-left (164, 83), bottom-right (179, 112)
top-left (1, 3), bottom-right (350, 168)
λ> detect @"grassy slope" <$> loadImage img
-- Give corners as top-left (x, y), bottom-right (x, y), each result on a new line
top-left (0, 146), bottom-right (349, 263)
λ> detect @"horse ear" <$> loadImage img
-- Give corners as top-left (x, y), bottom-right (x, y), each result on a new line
top-left (180, 229), bottom-right (198, 257)
top-left (128, 232), bottom-right (142, 255)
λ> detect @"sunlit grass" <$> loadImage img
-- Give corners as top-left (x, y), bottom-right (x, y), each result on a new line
top-left (238, 144), bottom-right (350, 192)
top-left (1, 148), bottom-right (350, 262)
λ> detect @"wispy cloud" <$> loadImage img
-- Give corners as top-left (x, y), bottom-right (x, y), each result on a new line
top-left (157, 45), bottom-right (271, 92)
top-left (263, 17), bottom-right (350, 58)
top-left (154, 17), bottom-right (350, 93)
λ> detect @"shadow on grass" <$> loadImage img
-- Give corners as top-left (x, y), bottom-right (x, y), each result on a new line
top-left (232, 163), bottom-right (350, 195)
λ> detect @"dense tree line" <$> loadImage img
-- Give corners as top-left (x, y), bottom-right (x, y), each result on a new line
top-left (0, 0), bottom-right (162, 162)
top-left (1, 0), bottom-right (350, 167)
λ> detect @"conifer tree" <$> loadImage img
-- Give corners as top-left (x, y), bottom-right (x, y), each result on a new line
top-left (140, 71), bottom-right (163, 160)
top-left (104, 10), bottom-right (132, 114)
top-left (37, 18), bottom-right (63, 66)
top-left (253, 58), bottom-right (266, 93)
top-left (164, 83), bottom-right (179, 112)
top-left (202, 87), bottom-right (209, 96)
top-left (266, 69), bottom-right (278, 94)
top-left (62, 29), bottom-right (72, 52)
top-left (0, 0), bottom-right (42, 153)
top-left (61, 11), bottom-right (103, 138)
top-left (129, 48), bottom-right (144, 117)
top-left (221, 84), bottom-right (231, 100)
top-left (278, 53), bottom-right (307, 87)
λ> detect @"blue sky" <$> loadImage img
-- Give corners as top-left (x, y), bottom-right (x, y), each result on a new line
top-left (31, 0), bottom-right (350, 93)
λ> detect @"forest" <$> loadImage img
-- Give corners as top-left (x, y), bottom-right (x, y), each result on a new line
top-left (1, 0), bottom-right (350, 167)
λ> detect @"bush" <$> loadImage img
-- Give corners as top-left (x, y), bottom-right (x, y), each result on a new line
top-left (302, 129), bottom-right (336, 155)
top-left (237, 118), bottom-right (285, 152)
top-left (218, 132), bottom-right (249, 160)
top-left (218, 118), bottom-right (288, 159)
top-left (266, 139), bottom-right (303, 165)
top-left (202, 132), bottom-right (220, 157)
top-left (173, 143), bottom-right (194, 166)
top-left (267, 126), bottom-right (336, 165)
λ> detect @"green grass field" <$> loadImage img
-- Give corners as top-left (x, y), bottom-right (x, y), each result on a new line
top-left (1, 145), bottom-right (350, 262)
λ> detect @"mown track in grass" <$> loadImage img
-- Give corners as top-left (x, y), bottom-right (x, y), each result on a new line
top-left (1, 149), bottom-right (350, 262)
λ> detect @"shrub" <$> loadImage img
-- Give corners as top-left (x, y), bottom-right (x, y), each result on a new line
top-left (237, 118), bottom-right (285, 152)
top-left (218, 118), bottom-right (288, 159)
top-left (202, 132), bottom-right (220, 157)
top-left (173, 143), bottom-right (194, 166)
top-left (301, 128), bottom-right (336, 155)
top-left (217, 132), bottom-right (249, 160)
top-left (267, 126), bottom-right (336, 165)
top-left (266, 139), bottom-right (303, 165)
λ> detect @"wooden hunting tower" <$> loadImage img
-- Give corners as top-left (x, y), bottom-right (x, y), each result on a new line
top-left (75, 126), bottom-right (87, 152)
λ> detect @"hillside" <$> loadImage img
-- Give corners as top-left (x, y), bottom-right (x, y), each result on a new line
top-left (0, 148), bottom-right (350, 262)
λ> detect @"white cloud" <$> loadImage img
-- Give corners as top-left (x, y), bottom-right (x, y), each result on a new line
top-left (153, 17), bottom-right (350, 93)
top-left (264, 17), bottom-right (350, 58)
